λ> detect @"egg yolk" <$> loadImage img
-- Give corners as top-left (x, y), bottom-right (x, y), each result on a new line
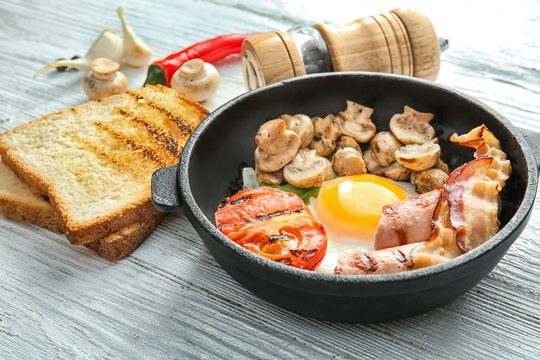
top-left (314, 174), bottom-right (407, 238)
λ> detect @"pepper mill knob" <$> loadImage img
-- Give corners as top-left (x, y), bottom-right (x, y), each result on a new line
top-left (242, 8), bottom-right (442, 90)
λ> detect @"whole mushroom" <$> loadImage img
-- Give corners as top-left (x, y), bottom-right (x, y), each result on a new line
top-left (321, 157), bottom-right (337, 181)
top-left (309, 114), bottom-right (342, 156)
top-left (83, 57), bottom-right (127, 100)
top-left (412, 168), bottom-right (449, 194)
top-left (256, 165), bottom-right (284, 185)
top-left (255, 119), bottom-right (301, 173)
top-left (280, 114), bottom-right (314, 148)
top-left (171, 59), bottom-right (220, 102)
top-left (369, 131), bottom-right (403, 167)
top-left (336, 135), bottom-right (361, 152)
top-left (363, 148), bottom-right (385, 175)
top-left (332, 147), bottom-right (367, 176)
top-left (283, 149), bottom-right (328, 188)
top-left (336, 100), bottom-right (376, 143)
top-left (383, 162), bottom-right (412, 181)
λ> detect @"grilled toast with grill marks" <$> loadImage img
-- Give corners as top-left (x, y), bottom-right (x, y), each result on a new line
top-left (0, 85), bottom-right (208, 245)
top-left (0, 158), bottom-right (161, 260)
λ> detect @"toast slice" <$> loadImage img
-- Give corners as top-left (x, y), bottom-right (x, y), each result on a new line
top-left (0, 85), bottom-right (208, 245)
top-left (0, 158), bottom-right (162, 260)
top-left (0, 158), bottom-right (64, 232)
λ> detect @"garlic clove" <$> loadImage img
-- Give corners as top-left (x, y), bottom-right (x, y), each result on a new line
top-left (34, 29), bottom-right (124, 77)
top-left (117, 6), bottom-right (153, 67)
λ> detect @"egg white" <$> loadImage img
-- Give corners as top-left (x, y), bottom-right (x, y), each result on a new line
top-left (309, 179), bottom-right (418, 274)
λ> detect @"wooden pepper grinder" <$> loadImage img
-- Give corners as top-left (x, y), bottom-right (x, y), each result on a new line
top-left (242, 8), bottom-right (443, 91)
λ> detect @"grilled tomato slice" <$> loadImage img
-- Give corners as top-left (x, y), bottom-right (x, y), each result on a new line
top-left (215, 187), bottom-right (327, 270)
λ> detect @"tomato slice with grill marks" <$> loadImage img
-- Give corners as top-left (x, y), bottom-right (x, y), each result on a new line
top-left (215, 187), bottom-right (327, 270)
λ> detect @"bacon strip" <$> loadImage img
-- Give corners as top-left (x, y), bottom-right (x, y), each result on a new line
top-left (335, 125), bottom-right (512, 275)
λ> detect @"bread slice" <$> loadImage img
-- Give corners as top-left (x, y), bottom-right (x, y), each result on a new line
top-left (0, 85), bottom-right (208, 245)
top-left (0, 158), bottom-right (63, 232)
top-left (0, 158), bottom-right (163, 260)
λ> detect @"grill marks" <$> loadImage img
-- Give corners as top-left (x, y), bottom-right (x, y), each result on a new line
top-left (68, 91), bottom-right (197, 176)
top-left (255, 207), bottom-right (305, 221)
top-left (117, 109), bottom-right (181, 159)
top-left (134, 94), bottom-right (196, 135)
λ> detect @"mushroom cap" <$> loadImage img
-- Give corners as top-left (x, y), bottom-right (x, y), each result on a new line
top-left (255, 119), bottom-right (301, 172)
top-left (383, 161), bottom-right (412, 181)
top-left (332, 147), bottom-right (367, 176)
top-left (89, 57), bottom-right (120, 80)
top-left (413, 168), bottom-right (449, 194)
top-left (170, 60), bottom-right (220, 102)
top-left (390, 105), bottom-right (435, 144)
top-left (256, 165), bottom-right (284, 185)
top-left (321, 157), bottom-right (336, 181)
top-left (336, 135), bottom-right (361, 151)
top-left (336, 100), bottom-right (376, 143)
top-left (83, 61), bottom-right (127, 100)
top-left (363, 148), bottom-right (385, 175)
top-left (179, 59), bottom-right (205, 79)
top-left (280, 114), bottom-right (314, 148)
top-left (370, 131), bottom-right (403, 167)
top-left (283, 149), bottom-right (327, 188)
top-left (309, 114), bottom-right (342, 156)
top-left (395, 139), bottom-right (441, 171)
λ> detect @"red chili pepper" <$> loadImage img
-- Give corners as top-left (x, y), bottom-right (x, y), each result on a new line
top-left (144, 33), bottom-right (260, 87)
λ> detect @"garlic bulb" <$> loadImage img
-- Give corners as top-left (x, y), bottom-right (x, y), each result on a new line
top-left (117, 6), bottom-right (153, 67)
top-left (34, 29), bottom-right (124, 77)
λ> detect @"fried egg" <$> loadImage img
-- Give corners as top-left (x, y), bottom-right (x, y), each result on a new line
top-left (308, 174), bottom-right (417, 274)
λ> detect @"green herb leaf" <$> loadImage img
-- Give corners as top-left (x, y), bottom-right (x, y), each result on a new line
top-left (143, 64), bottom-right (167, 86)
top-left (260, 182), bottom-right (320, 205)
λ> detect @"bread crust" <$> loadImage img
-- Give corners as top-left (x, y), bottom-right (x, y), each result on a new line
top-left (0, 157), bottom-right (163, 259)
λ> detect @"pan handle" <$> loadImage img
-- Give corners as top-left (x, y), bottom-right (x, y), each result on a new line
top-left (151, 163), bottom-right (183, 212)
top-left (515, 125), bottom-right (540, 172)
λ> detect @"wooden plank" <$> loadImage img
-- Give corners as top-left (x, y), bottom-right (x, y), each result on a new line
top-left (0, 0), bottom-right (539, 359)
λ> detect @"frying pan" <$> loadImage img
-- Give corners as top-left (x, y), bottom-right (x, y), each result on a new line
top-left (151, 72), bottom-right (540, 323)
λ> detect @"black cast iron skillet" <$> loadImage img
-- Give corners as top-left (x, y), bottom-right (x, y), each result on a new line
top-left (152, 72), bottom-right (540, 323)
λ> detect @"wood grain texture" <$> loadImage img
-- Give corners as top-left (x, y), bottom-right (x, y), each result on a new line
top-left (0, 0), bottom-right (539, 359)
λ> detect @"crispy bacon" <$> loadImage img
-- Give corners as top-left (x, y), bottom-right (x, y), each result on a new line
top-left (335, 125), bottom-right (512, 275)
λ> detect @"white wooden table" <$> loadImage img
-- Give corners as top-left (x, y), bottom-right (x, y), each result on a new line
top-left (1, 0), bottom-right (539, 358)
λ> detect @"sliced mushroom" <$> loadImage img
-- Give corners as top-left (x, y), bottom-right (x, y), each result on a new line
top-left (332, 147), bottom-right (367, 176)
top-left (255, 119), bottom-right (301, 172)
top-left (309, 114), bottom-right (342, 156)
top-left (363, 148), bottom-right (385, 175)
top-left (336, 100), bottom-right (376, 143)
top-left (435, 160), bottom-right (450, 174)
top-left (283, 149), bottom-right (328, 188)
top-left (370, 131), bottom-right (403, 167)
top-left (395, 139), bottom-right (441, 171)
top-left (280, 114), bottom-right (314, 148)
top-left (336, 135), bottom-right (361, 151)
top-left (389, 106), bottom-right (435, 144)
top-left (256, 165), bottom-right (283, 185)
top-left (383, 161), bottom-right (412, 181)
top-left (413, 168), bottom-right (449, 194)
top-left (322, 157), bottom-right (337, 181)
